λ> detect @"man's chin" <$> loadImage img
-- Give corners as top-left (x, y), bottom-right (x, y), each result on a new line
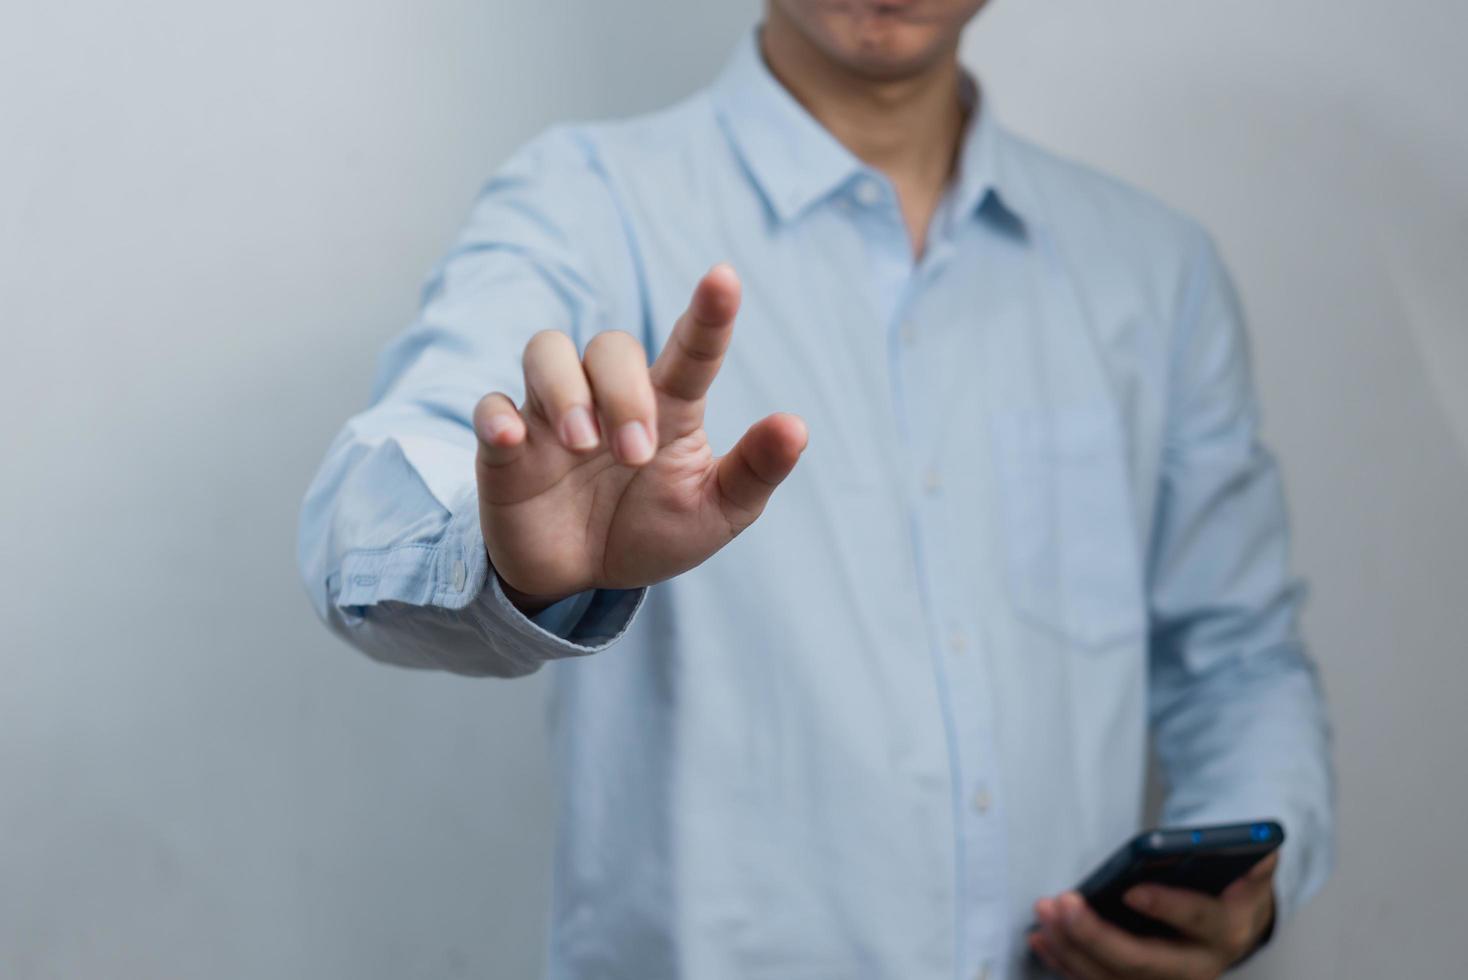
top-left (823, 26), bottom-right (952, 80)
top-left (766, 0), bottom-right (970, 83)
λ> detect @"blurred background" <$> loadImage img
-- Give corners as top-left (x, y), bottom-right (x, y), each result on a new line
top-left (2, 0), bottom-right (1464, 976)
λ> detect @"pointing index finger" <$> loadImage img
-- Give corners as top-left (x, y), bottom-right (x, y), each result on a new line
top-left (651, 263), bottom-right (741, 403)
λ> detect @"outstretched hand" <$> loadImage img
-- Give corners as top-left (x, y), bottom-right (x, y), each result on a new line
top-left (473, 263), bottom-right (808, 613)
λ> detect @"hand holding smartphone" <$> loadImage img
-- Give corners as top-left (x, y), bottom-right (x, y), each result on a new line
top-left (1074, 821), bottom-right (1284, 939)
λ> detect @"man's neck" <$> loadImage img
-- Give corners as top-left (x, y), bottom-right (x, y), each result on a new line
top-left (759, 14), bottom-right (967, 255)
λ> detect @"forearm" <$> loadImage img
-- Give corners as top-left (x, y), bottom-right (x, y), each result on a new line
top-left (298, 419), bottom-right (642, 677)
top-left (325, 553), bottom-right (644, 679)
top-left (1151, 638), bottom-right (1335, 924)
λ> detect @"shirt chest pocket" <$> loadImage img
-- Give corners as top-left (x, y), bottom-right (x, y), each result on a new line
top-left (992, 409), bottom-right (1148, 651)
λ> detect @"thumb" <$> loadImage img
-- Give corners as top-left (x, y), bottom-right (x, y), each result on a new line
top-left (714, 412), bottom-right (808, 532)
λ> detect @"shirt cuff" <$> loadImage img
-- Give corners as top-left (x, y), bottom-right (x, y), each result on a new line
top-left (529, 589), bottom-right (598, 638)
top-left (465, 557), bottom-right (646, 665)
top-left (446, 488), bottom-right (646, 665)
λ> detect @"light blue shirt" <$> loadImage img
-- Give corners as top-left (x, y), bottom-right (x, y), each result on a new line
top-left (299, 31), bottom-right (1333, 980)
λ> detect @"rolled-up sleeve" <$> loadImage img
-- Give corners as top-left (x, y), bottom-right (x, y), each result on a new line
top-left (296, 126), bottom-right (645, 677)
top-left (1146, 231), bottom-right (1336, 925)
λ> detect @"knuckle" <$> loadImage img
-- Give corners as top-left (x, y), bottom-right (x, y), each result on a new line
top-left (474, 391), bottom-right (513, 425)
top-left (478, 393), bottom-right (513, 419)
top-left (585, 329), bottom-right (644, 360)
top-left (674, 324), bottom-right (723, 362)
top-left (597, 393), bottom-right (652, 422)
top-left (523, 328), bottom-right (575, 363)
top-left (476, 390), bottom-right (509, 412)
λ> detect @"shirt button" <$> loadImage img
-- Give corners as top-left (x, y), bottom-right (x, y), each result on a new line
top-left (975, 962), bottom-right (992, 980)
top-left (922, 468), bottom-right (942, 495)
top-left (948, 629), bottom-right (968, 654)
top-left (973, 785), bottom-right (992, 815)
top-left (854, 178), bottom-right (883, 207)
top-left (900, 321), bottom-right (918, 347)
top-left (452, 559), bottom-right (467, 592)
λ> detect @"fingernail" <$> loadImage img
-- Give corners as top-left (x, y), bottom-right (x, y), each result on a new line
top-left (1127, 887), bottom-right (1152, 912)
top-left (1061, 894), bottom-right (1084, 924)
top-left (486, 414), bottom-right (515, 442)
top-left (615, 420), bottom-right (654, 464)
top-left (561, 406), bottom-right (598, 450)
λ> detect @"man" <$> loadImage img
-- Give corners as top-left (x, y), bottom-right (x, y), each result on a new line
top-left (298, 1), bottom-right (1334, 976)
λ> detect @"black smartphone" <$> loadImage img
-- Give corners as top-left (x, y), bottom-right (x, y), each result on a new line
top-left (1075, 821), bottom-right (1284, 938)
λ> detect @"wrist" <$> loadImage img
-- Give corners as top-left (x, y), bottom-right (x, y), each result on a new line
top-left (495, 568), bottom-right (575, 616)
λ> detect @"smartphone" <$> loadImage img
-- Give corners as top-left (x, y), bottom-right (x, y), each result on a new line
top-left (1075, 821), bottom-right (1284, 939)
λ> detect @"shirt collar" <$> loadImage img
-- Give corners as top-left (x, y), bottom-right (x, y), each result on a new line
top-left (710, 29), bottom-right (1037, 232)
top-left (945, 72), bottom-right (1035, 236)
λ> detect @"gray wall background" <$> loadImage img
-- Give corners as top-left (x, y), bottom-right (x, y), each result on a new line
top-left (2, 0), bottom-right (1463, 976)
